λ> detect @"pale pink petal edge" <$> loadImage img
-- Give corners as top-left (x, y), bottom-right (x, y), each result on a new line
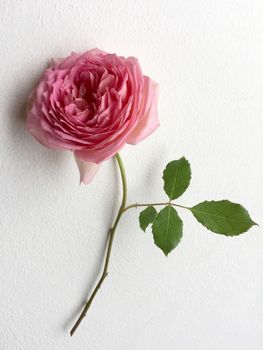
top-left (126, 76), bottom-right (159, 145)
top-left (74, 154), bottom-right (101, 185)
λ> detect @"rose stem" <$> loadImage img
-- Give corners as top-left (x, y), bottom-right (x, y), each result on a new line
top-left (123, 202), bottom-right (190, 212)
top-left (70, 152), bottom-right (127, 336)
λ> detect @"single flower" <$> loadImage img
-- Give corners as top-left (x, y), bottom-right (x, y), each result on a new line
top-left (27, 49), bottom-right (159, 184)
top-left (25, 48), bottom-right (257, 338)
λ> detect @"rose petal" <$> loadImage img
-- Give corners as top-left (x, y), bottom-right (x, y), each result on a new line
top-left (74, 154), bottom-right (100, 184)
top-left (126, 76), bottom-right (159, 145)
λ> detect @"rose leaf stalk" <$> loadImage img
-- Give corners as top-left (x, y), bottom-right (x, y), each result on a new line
top-left (70, 153), bottom-right (127, 336)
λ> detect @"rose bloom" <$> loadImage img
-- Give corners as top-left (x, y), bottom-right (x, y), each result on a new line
top-left (27, 49), bottom-right (159, 184)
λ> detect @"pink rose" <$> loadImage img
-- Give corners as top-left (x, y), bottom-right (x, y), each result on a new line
top-left (27, 49), bottom-right (159, 184)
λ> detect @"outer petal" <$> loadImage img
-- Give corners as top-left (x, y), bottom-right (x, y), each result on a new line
top-left (126, 76), bottom-right (159, 145)
top-left (51, 49), bottom-right (107, 69)
top-left (74, 154), bottom-right (100, 184)
top-left (26, 90), bottom-right (53, 148)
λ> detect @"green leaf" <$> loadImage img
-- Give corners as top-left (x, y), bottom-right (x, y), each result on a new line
top-left (163, 157), bottom-right (191, 200)
top-left (191, 200), bottom-right (257, 236)
top-left (139, 206), bottom-right (157, 232)
top-left (152, 205), bottom-right (183, 256)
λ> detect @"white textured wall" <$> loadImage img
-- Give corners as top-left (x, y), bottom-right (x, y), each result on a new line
top-left (1, 1), bottom-right (263, 349)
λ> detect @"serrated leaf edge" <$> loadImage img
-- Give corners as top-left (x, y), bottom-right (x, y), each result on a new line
top-left (152, 205), bottom-right (183, 256)
top-left (139, 206), bottom-right (157, 232)
top-left (191, 200), bottom-right (257, 236)
top-left (162, 157), bottom-right (192, 200)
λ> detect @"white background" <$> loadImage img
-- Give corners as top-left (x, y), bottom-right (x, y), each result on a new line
top-left (1, 1), bottom-right (263, 349)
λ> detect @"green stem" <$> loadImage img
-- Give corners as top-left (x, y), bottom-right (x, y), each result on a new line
top-left (70, 153), bottom-right (127, 336)
top-left (69, 153), bottom-right (191, 336)
top-left (124, 202), bottom-right (190, 212)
